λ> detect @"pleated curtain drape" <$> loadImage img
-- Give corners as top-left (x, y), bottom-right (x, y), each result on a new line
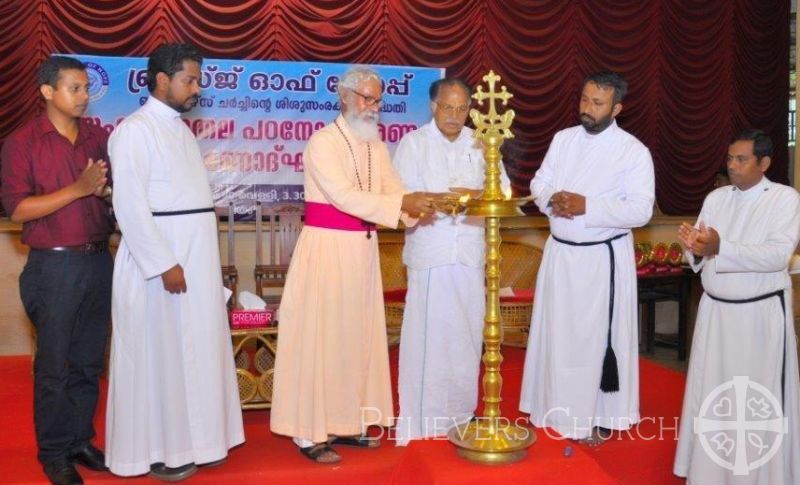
top-left (0, 0), bottom-right (789, 215)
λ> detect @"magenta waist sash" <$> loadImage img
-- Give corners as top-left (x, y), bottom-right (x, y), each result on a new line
top-left (305, 201), bottom-right (376, 231)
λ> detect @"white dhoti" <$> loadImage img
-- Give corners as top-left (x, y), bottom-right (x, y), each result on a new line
top-left (396, 264), bottom-right (485, 445)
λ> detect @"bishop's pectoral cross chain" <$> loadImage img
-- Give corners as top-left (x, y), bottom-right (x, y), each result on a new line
top-left (335, 120), bottom-right (373, 239)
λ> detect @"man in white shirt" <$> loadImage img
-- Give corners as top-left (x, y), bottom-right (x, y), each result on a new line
top-left (393, 78), bottom-right (510, 445)
top-left (674, 130), bottom-right (800, 484)
top-left (106, 43), bottom-right (244, 481)
top-left (519, 71), bottom-right (654, 446)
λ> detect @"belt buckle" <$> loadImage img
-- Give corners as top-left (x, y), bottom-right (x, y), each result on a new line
top-left (84, 241), bottom-right (103, 253)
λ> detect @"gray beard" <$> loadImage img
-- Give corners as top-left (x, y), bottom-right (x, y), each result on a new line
top-left (345, 112), bottom-right (380, 142)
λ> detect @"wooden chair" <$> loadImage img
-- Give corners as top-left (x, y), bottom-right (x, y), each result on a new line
top-left (254, 202), bottom-right (304, 306)
top-left (498, 242), bottom-right (542, 347)
top-left (378, 242), bottom-right (407, 347)
top-left (216, 202), bottom-right (238, 310)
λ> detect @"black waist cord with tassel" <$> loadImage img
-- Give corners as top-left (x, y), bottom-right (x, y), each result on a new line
top-left (552, 232), bottom-right (628, 393)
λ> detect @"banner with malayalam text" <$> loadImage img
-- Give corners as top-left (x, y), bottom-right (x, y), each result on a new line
top-left (74, 54), bottom-right (443, 218)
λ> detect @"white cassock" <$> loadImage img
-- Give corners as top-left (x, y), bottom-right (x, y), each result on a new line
top-left (105, 97), bottom-right (244, 476)
top-left (674, 177), bottom-right (800, 484)
top-left (392, 121), bottom-right (510, 445)
top-left (519, 120), bottom-right (654, 439)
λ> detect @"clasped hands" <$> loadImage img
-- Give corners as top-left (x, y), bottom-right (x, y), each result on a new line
top-left (677, 221), bottom-right (720, 257)
top-left (548, 191), bottom-right (586, 219)
top-left (75, 158), bottom-right (110, 198)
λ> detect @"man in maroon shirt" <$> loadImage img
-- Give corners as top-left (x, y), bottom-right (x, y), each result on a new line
top-left (1, 56), bottom-right (113, 485)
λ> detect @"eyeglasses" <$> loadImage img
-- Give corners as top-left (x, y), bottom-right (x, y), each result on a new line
top-left (350, 88), bottom-right (383, 107)
top-left (436, 102), bottom-right (470, 115)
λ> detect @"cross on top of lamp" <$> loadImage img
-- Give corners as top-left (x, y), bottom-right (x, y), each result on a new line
top-left (463, 70), bottom-right (522, 217)
top-left (470, 70), bottom-right (515, 141)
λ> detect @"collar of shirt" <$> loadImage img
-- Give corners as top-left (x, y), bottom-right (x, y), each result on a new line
top-left (580, 118), bottom-right (618, 144)
top-left (425, 120), bottom-right (473, 146)
top-left (145, 95), bottom-right (182, 119)
top-left (33, 113), bottom-right (95, 147)
top-left (733, 176), bottom-right (770, 200)
top-left (422, 121), bottom-right (469, 186)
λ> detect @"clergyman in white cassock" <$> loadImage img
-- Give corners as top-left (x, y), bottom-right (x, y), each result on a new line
top-left (393, 79), bottom-right (511, 445)
top-left (105, 45), bottom-right (244, 477)
top-left (519, 71), bottom-right (654, 443)
top-left (674, 130), bottom-right (800, 484)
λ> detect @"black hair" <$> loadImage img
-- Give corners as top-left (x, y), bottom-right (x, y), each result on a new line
top-left (732, 129), bottom-right (773, 160)
top-left (37, 56), bottom-right (86, 88)
top-left (583, 70), bottom-right (628, 105)
top-left (147, 43), bottom-right (203, 92)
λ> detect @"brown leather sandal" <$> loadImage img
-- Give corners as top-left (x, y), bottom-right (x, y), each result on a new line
top-left (330, 435), bottom-right (381, 448)
top-left (299, 443), bottom-right (342, 463)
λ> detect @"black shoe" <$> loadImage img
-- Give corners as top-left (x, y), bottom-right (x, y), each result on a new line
top-left (43, 459), bottom-right (83, 485)
top-left (149, 462), bottom-right (198, 482)
top-left (69, 444), bottom-right (108, 471)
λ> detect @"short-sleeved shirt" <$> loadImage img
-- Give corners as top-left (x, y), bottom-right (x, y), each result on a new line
top-left (1, 114), bottom-right (113, 248)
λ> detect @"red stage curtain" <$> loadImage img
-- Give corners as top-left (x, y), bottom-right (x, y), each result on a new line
top-left (0, 0), bottom-right (788, 215)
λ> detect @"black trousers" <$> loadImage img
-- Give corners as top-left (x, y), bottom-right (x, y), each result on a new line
top-left (19, 249), bottom-right (112, 465)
